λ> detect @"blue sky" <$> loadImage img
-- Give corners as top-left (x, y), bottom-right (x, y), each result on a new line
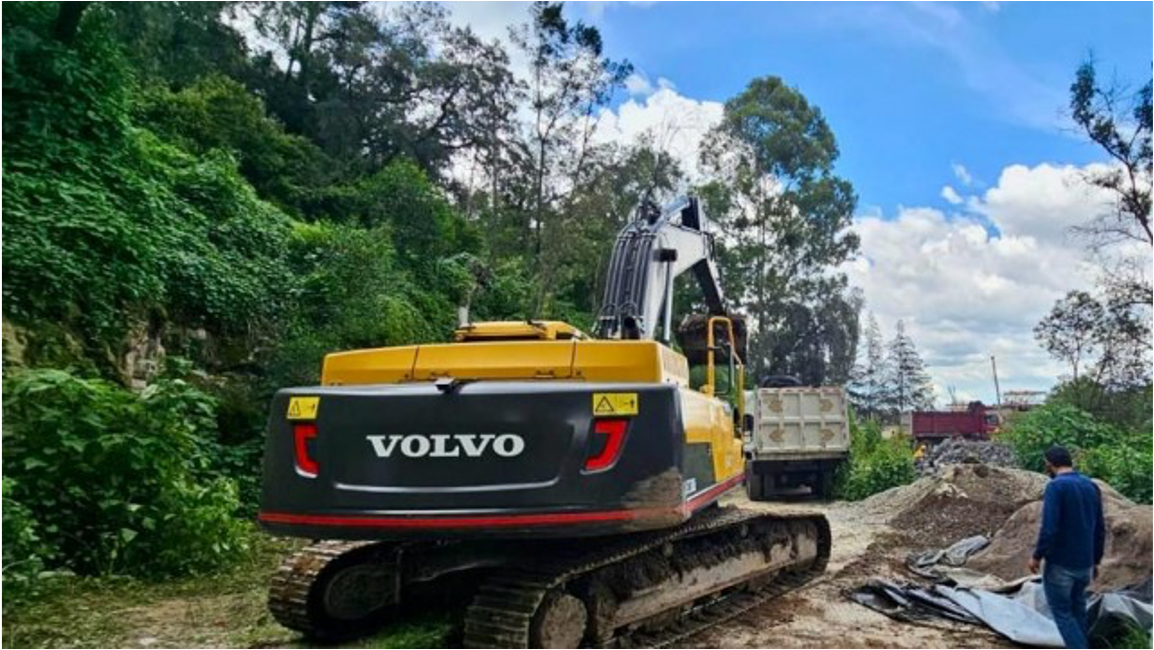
top-left (444, 1), bottom-right (1152, 404)
top-left (581, 1), bottom-right (1151, 215)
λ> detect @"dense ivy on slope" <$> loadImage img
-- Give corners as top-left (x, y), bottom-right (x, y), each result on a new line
top-left (3, 6), bottom-right (293, 364)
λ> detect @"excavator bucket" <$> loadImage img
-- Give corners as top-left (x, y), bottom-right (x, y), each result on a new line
top-left (675, 313), bottom-right (748, 365)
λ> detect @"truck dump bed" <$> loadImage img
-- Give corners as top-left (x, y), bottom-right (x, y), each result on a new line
top-left (748, 386), bottom-right (849, 461)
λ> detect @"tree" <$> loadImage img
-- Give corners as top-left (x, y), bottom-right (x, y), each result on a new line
top-left (1036, 289), bottom-right (1151, 390)
top-left (849, 313), bottom-right (889, 421)
top-left (699, 76), bottom-right (860, 382)
top-left (560, 137), bottom-right (685, 324)
top-left (1069, 59), bottom-right (1153, 247)
top-left (509, 2), bottom-right (631, 311)
top-left (883, 320), bottom-right (935, 416)
top-left (52, 1), bottom-right (90, 44)
top-left (1035, 290), bottom-right (1104, 383)
top-left (1034, 59), bottom-right (1153, 415)
top-left (246, 3), bottom-right (517, 179)
top-left (108, 2), bottom-right (250, 88)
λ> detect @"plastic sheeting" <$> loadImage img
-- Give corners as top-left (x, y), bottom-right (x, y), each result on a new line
top-left (937, 582), bottom-right (1064, 647)
top-left (908, 535), bottom-right (990, 570)
top-left (849, 580), bottom-right (980, 626)
top-left (850, 577), bottom-right (1153, 647)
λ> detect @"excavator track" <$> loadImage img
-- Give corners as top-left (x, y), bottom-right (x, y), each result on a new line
top-left (269, 539), bottom-right (401, 639)
top-left (463, 507), bottom-right (831, 648)
top-left (620, 561), bottom-right (822, 648)
top-left (268, 506), bottom-right (830, 647)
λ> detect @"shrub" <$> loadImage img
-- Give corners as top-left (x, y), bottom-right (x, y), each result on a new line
top-left (835, 415), bottom-right (917, 501)
top-left (996, 402), bottom-right (1116, 473)
top-left (1000, 402), bottom-right (1153, 503)
top-left (2, 478), bottom-right (50, 588)
top-left (1079, 436), bottom-right (1153, 504)
top-left (1047, 379), bottom-right (1152, 437)
top-left (2, 369), bottom-right (251, 578)
top-left (267, 221), bottom-right (454, 387)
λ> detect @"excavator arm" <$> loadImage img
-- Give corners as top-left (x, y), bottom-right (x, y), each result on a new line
top-left (595, 197), bottom-right (726, 341)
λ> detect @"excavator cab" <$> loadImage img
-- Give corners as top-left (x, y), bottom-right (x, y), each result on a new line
top-left (702, 315), bottom-right (746, 436)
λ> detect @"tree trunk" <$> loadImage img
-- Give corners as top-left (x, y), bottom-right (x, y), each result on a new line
top-left (53, 2), bottom-right (90, 44)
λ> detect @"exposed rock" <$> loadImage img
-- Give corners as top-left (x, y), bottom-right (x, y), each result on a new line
top-left (924, 438), bottom-right (1017, 469)
top-left (122, 321), bottom-right (166, 389)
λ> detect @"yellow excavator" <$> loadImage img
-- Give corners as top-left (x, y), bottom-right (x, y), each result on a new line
top-left (258, 197), bottom-right (830, 647)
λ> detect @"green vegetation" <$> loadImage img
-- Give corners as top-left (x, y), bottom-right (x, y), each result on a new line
top-left (999, 397), bottom-right (1153, 504)
top-left (1, 533), bottom-right (451, 648)
top-left (3, 369), bottom-right (251, 579)
top-left (2, 476), bottom-right (48, 587)
top-left (835, 414), bottom-right (917, 501)
top-left (1024, 57), bottom-right (1153, 504)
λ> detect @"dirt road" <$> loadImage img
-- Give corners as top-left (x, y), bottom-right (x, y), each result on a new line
top-left (684, 494), bottom-right (1011, 649)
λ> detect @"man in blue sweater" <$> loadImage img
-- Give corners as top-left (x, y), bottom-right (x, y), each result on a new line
top-left (1028, 445), bottom-right (1106, 649)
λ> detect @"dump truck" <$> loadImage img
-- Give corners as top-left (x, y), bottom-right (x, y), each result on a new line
top-left (258, 197), bottom-right (830, 647)
top-left (901, 401), bottom-right (1001, 445)
top-left (746, 380), bottom-right (850, 500)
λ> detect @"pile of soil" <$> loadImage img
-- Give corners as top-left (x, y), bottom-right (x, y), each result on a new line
top-left (858, 464), bottom-right (1049, 548)
top-left (968, 480), bottom-right (1153, 591)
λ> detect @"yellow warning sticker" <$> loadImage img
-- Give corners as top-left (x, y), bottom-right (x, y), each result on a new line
top-left (592, 393), bottom-right (638, 416)
top-left (286, 396), bottom-right (320, 420)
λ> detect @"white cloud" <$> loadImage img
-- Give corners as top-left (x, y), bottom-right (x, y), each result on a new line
top-left (952, 163), bottom-right (974, 186)
top-left (624, 72), bottom-right (654, 96)
top-left (846, 163), bottom-right (1121, 405)
top-left (941, 185), bottom-right (963, 205)
top-left (973, 163), bottom-right (1115, 245)
top-left (594, 88), bottom-right (724, 180)
top-left (442, 1), bottom-right (529, 44)
top-left (908, 2), bottom-right (965, 30)
top-left (586, 1), bottom-right (660, 19)
top-left (440, 0), bottom-right (660, 30)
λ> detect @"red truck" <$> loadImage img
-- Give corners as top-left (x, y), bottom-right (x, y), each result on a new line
top-left (902, 401), bottom-right (1001, 444)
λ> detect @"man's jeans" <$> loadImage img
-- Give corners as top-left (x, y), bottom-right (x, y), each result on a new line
top-left (1043, 562), bottom-right (1092, 648)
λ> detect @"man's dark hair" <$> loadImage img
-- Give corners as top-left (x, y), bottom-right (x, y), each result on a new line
top-left (1044, 445), bottom-right (1073, 468)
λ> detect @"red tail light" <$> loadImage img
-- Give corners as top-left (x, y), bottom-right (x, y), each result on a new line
top-left (293, 423), bottom-right (319, 477)
top-left (585, 418), bottom-right (628, 472)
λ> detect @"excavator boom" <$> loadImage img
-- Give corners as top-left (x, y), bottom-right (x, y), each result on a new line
top-left (596, 197), bottom-right (726, 342)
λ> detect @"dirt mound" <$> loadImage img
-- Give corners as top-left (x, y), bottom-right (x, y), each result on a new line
top-left (968, 480), bottom-right (1153, 590)
top-left (858, 464), bottom-right (1049, 548)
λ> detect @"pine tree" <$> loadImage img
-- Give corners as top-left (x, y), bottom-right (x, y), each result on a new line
top-left (883, 320), bottom-right (935, 417)
top-left (848, 313), bottom-right (889, 421)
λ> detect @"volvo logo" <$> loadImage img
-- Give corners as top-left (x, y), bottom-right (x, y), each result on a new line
top-left (367, 434), bottom-right (525, 459)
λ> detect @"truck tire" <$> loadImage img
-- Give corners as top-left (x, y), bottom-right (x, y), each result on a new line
top-left (746, 467), bottom-right (769, 501)
top-left (814, 469), bottom-right (836, 501)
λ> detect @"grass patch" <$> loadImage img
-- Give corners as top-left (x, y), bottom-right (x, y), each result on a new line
top-left (348, 614), bottom-right (453, 649)
top-left (2, 531), bottom-right (450, 649)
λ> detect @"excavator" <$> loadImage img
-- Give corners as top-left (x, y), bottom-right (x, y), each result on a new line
top-left (258, 197), bottom-right (830, 647)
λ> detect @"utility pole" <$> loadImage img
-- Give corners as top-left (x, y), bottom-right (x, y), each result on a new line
top-left (990, 355), bottom-right (1002, 407)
